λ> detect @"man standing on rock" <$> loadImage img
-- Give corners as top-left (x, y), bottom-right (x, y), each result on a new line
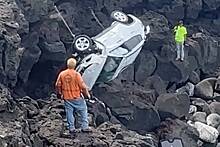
top-left (55, 58), bottom-right (91, 137)
top-left (174, 20), bottom-right (187, 62)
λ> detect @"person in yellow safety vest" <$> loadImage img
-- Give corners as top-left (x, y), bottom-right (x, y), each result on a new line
top-left (173, 20), bottom-right (187, 62)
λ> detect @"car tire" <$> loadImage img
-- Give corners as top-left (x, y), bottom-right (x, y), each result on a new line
top-left (74, 35), bottom-right (92, 51)
top-left (111, 10), bottom-right (128, 23)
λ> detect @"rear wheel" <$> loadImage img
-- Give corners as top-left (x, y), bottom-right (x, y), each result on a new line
top-left (74, 35), bottom-right (92, 51)
top-left (111, 10), bottom-right (128, 23)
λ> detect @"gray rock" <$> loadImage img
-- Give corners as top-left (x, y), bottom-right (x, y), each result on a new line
top-left (206, 113), bottom-right (220, 128)
top-left (192, 112), bottom-right (207, 123)
top-left (193, 122), bottom-right (219, 143)
top-left (176, 82), bottom-right (195, 96)
top-left (209, 102), bottom-right (220, 115)
top-left (194, 78), bottom-right (216, 99)
top-left (155, 93), bottom-right (190, 119)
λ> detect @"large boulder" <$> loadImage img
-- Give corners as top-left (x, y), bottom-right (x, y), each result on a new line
top-left (94, 85), bottom-right (161, 133)
top-left (194, 78), bottom-right (216, 99)
top-left (155, 93), bottom-right (190, 119)
top-left (193, 122), bottom-right (219, 143)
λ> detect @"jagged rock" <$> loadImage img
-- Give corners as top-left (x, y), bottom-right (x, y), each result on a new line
top-left (18, 32), bottom-right (41, 84)
top-left (158, 0), bottom-right (185, 24)
top-left (155, 93), bottom-right (190, 119)
top-left (0, 121), bottom-right (31, 146)
top-left (187, 38), bottom-right (203, 68)
top-left (194, 78), bottom-right (216, 99)
top-left (157, 119), bottom-right (199, 147)
top-left (115, 64), bottom-right (135, 82)
top-left (191, 98), bottom-right (211, 114)
top-left (209, 102), bottom-right (220, 115)
top-left (135, 51), bottom-right (157, 85)
top-left (192, 112), bottom-right (207, 123)
top-left (176, 82), bottom-right (195, 96)
top-left (188, 71), bottom-right (200, 84)
top-left (206, 113), bottom-right (220, 128)
top-left (185, 0), bottom-right (202, 19)
top-left (203, 0), bottom-right (220, 10)
top-left (189, 105), bottom-right (197, 114)
top-left (142, 75), bottom-right (167, 97)
top-left (193, 122), bottom-right (219, 143)
top-left (139, 11), bottom-right (171, 50)
top-left (192, 33), bottom-right (220, 74)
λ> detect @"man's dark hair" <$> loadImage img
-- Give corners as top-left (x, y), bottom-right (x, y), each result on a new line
top-left (178, 20), bottom-right (183, 25)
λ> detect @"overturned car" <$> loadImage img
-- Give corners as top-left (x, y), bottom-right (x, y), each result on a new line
top-left (55, 8), bottom-right (150, 90)
top-left (75, 11), bottom-right (150, 90)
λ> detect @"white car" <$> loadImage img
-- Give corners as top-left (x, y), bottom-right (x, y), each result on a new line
top-left (74, 10), bottom-right (150, 90)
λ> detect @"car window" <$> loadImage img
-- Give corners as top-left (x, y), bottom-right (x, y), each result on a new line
top-left (121, 35), bottom-right (142, 51)
top-left (97, 56), bottom-right (122, 82)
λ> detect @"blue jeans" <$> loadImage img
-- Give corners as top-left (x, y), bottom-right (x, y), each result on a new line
top-left (176, 42), bottom-right (184, 60)
top-left (64, 98), bottom-right (89, 131)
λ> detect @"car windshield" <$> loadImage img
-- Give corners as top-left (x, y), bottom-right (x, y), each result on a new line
top-left (96, 56), bottom-right (122, 82)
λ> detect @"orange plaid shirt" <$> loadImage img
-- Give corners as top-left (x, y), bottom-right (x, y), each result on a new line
top-left (55, 69), bottom-right (85, 100)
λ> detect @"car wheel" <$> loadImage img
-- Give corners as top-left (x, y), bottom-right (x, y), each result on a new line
top-left (74, 35), bottom-right (92, 51)
top-left (111, 10), bottom-right (128, 23)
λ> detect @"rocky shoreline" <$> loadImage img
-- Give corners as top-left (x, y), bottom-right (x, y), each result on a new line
top-left (0, 0), bottom-right (220, 146)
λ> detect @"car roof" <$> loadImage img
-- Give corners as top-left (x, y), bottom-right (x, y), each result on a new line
top-left (92, 15), bottom-right (143, 52)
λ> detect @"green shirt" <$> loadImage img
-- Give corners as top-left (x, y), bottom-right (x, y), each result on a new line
top-left (174, 26), bottom-right (187, 43)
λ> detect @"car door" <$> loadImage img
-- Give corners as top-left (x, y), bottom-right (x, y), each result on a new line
top-left (112, 35), bottom-right (145, 79)
top-left (76, 54), bottom-right (107, 90)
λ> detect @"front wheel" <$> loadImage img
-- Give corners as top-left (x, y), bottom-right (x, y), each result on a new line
top-left (74, 35), bottom-right (92, 51)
